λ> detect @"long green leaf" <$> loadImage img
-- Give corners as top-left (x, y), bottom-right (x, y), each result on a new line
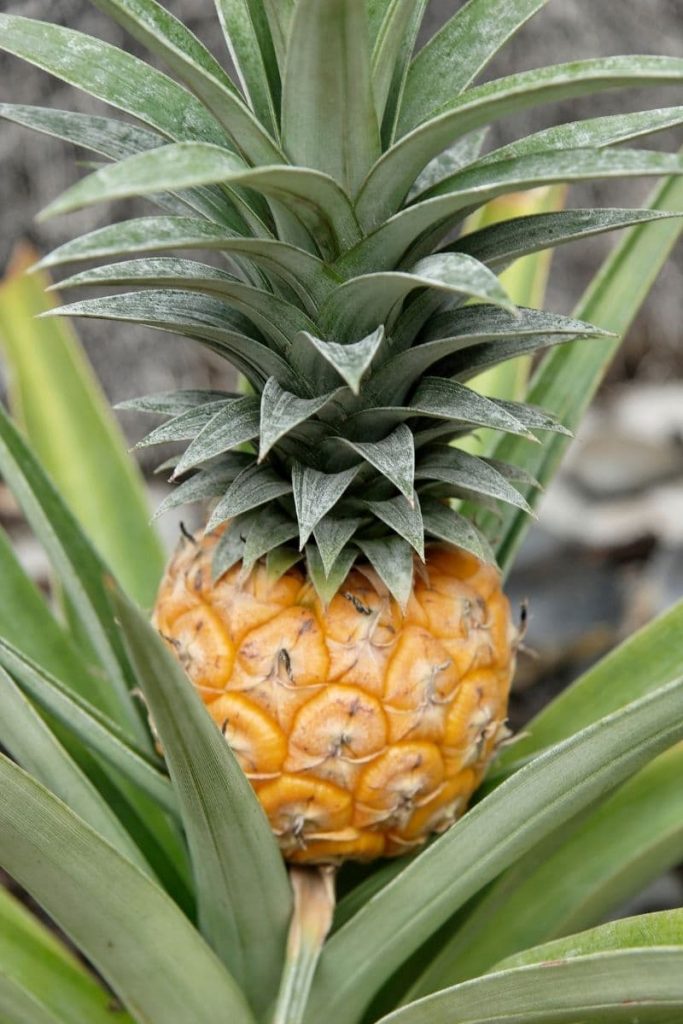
top-left (0, 14), bottom-right (230, 147)
top-left (0, 248), bottom-right (164, 606)
top-left (479, 170), bottom-right (683, 570)
top-left (282, 0), bottom-right (379, 194)
top-left (347, 149), bottom-right (683, 273)
top-left (111, 586), bottom-right (292, 1019)
top-left (0, 404), bottom-right (148, 745)
top-left (41, 142), bottom-right (361, 256)
top-left (0, 639), bottom-right (177, 818)
top-left (377, 949), bottom-right (683, 1024)
top-left (0, 755), bottom-right (254, 1024)
top-left (360, 56), bottom-right (683, 226)
top-left (84, 0), bottom-right (283, 164)
top-left (497, 908), bottom-right (683, 971)
top-left (0, 886), bottom-right (133, 1024)
top-left (213, 0), bottom-right (280, 134)
top-left (398, 0), bottom-right (549, 134)
top-left (304, 677), bottom-right (683, 1024)
top-left (0, 664), bottom-right (150, 871)
top-left (409, 744), bottom-right (683, 996)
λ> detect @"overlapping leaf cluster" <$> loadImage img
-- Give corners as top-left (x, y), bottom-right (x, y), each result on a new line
top-left (2, 0), bottom-right (683, 601)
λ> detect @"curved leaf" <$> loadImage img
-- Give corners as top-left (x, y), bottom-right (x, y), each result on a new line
top-left (0, 755), bottom-right (254, 1024)
top-left (213, 0), bottom-right (280, 134)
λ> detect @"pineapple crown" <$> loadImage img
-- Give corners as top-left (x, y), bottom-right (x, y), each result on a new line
top-left (2, 1), bottom-right (682, 604)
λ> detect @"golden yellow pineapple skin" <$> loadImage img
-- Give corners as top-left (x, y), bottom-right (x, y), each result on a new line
top-left (153, 530), bottom-right (516, 864)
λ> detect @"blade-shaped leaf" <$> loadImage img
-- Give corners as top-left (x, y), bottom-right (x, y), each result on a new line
top-left (262, 0), bottom-right (295, 71)
top-left (0, 14), bottom-right (230, 147)
top-left (212, 517), bottom-right (249, 581)
top-left (421, 500), bottom-right (492, 562)
top-left (0, 755), bottom-right (255, 1024)
top-left (355, 535), bottom-right (414, 609)
top-left (241, 506), bottom-right (299, 574)
top-left (297, 326), bottom-right (385, 394)
top-left (360, 55), bottom-right (683, 225)
top-left (213, 0), bottom-right (280, 134)
top-left (0, 249), bottom-right (164, 607)
top-left (313, 515), bottom-right (363, 575)
top-left (282, 0), bottom-right (380, 194)
top-left (408, 128), bottom-right (489, 200)
top-left (259, 379), bottom-right (341, 459)
top-left (305, 544), bottom-right (358, 604)
top-left (411, 745), bottom-right (683, 995)
top-left (305, 677), bottom-right (683, 1024)
top-left (481, 169), bottom-right (683, 570)
top-left (0, 639), bottom-right (176, 818)
top-left (416, 447), bottom-right (532, 512)
top-left (399, 0), bottom-right (548, 133)
top-left (292, 463), bottom-right (360, 547)
top-left (173, 398), bottom-right (261, 476)
top-left (371, 0), bottom-right (420, 123)
top-left (86, 0), bottom-right (283, 164)
top-left (153, 461), bottom-right (249, 520)
top-left (410, 379), bottom-right (536, 439)
top-left (134, 401), bottom-right (230, 448)
top-left (0, 665), bottom-right (151, 872)
top-left (118, 389), bottom-right (232, 416)
top-left (320, 254), bottom-right (515, 338)
top-left (378, 949), bottom-right (683, 1024)
top-left (111, 587), bottom-right (291, 1017)
top-left (456, 207), bottom-right (683, 269)
top-left (378, 0), bottom-right (428, 146)
top-left (0, 102), bottom-right (162, 160)
top-left (349, 149), bottom-right (683, 272)
top-left (207, 462), bottom-right (292, 529)
top-left (55, 258), bottom-right (315, 351)
top-left (38, 217), bottom-right (337, 308)
top-left (0, 404), bottom-right (148, 746)
top-left (366, 493), bottom-right (425, 559)
top-left (0, 886), bottom-right (133, 1024)
top-left (339, 424), bottom-right (415, 500)
top-left (41, 143), bottom-right (361, 256)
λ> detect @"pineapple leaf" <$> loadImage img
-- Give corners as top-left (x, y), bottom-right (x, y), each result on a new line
top-left (153, 461), bottom-right (250, 521)
top-left (292, 463), bottom-right (361, 547)
top-left (262, 0), bottom-right (296, 72)
top-left (0, 404), bottom-right (149, 747)
top-left (0, 641), bottom-right (176, 820)
top-left (313, 515), bottom-right (364, 576)
top-left (360, 55), bottom-right (683, 226)
top-left (40, 142), bottom-right (361, 255)
top-left (421, 500), bottom-right (492, 563)
top-left (0, 754), bottom-right (257, 1024)
top-left (241, 506), bottom-right (299, 575)
top-left (117, 389), bottom-right (232, 415)
top-left (365, 493), bottom-right (425, 560)
top-left (416, 447), bottom-right (533, 513)
top-left (0, 102), bottom-right (162, 159)
top-left (212, 0), bottom-right (280, 135)
top-left (339, 424), bottom-right (415, 501)
top-left (398, 0), bottom-right (549, 135)
top-left (408, 127), bottom-right (489, 200)
top-left (259, 379), bottom-right (344, 459)
top-left (212, 517), bottom-right (251, 581)
top-left (55, 258), bottom-right (315, 351)
top-left (207, 463), bottom-right (292, 530)
top-left (349, 148), bottom-right (683, 272)
top-left (296, 326), bottom-right (385, 394)
top-left (410, 379), bottom-right (537, 440)
top-left (46, 291), bottom-right (294, 388)
top-left (282, 0), bottom-right (380, 195)
top-left (415, 751), bottom-right (683, 994)
top-left (305, 543), bottom-right (358, 605)
top-left (355, 535), bottom-right (414, 609)
top-left (473, 105), bottom-right (683, 169)
top-left (266, 543), bottom-right (303, 581)
top-left (0, 14), bottom-right (230, 148)
top-left (173, 398), bottom-right (261, 476)
top-left (87, 0), bottom-right (283, 164)
top-left (320, 254), bottom-right (515, 338)
top-left (307, 677), bottom-right (683, 1024)
top-left (0, 664), bottom-right (152, 873)
top-left (384, 949), bottom-right (683, 1024)
top-left (134, 401), bottom-right (231, 448)
top-left (484, 168), bottom-right (683, 571)
top-left (378, 0), bottom-right (428, 146)
top-left (39, 217), bottom-right (337, 307)
top-left (370, 0), bottom-right (419, 124)
top-left (112, 587), bottom-right (291, 1016)
top-left (456, 207), bottom-right (683, 269)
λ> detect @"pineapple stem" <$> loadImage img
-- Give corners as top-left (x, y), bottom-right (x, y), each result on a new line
top-left (271, 865), bottom-right (336, 1024)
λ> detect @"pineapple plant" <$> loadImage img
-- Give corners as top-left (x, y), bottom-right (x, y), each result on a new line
top-left (1, 1), bottom-right (683, 1022)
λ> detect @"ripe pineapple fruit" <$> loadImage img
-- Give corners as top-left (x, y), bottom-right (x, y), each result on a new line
top-left (4, 0), bottom-right (682, 863)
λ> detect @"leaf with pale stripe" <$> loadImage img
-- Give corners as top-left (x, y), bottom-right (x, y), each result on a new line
top-left (292, 463), bottom-right (360, 547)
top-left (339, 424), bottom-right (415, 501)
top-left (208, 463), bottom-right (292, 529)
top-left (259, 379), bottom-right (343, 460)
top-left (366, 493), bottom-right (425, 559)
top-left (355, 535), bottom-right (414, 609)
top-left (313, 515), bottom-right (364, 575)
top-left (173, 398), bottom-right (261, 476)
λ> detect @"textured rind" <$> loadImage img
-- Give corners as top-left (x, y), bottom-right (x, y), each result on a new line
top-left (154, 529), bottom-right (515, 863)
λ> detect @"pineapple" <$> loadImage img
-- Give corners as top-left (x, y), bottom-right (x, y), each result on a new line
top-left (3, 0), bottom-right (682, 866)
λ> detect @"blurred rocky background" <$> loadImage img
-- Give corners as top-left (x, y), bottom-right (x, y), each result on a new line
top-left (0, 0), bottom-right (682, 916)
